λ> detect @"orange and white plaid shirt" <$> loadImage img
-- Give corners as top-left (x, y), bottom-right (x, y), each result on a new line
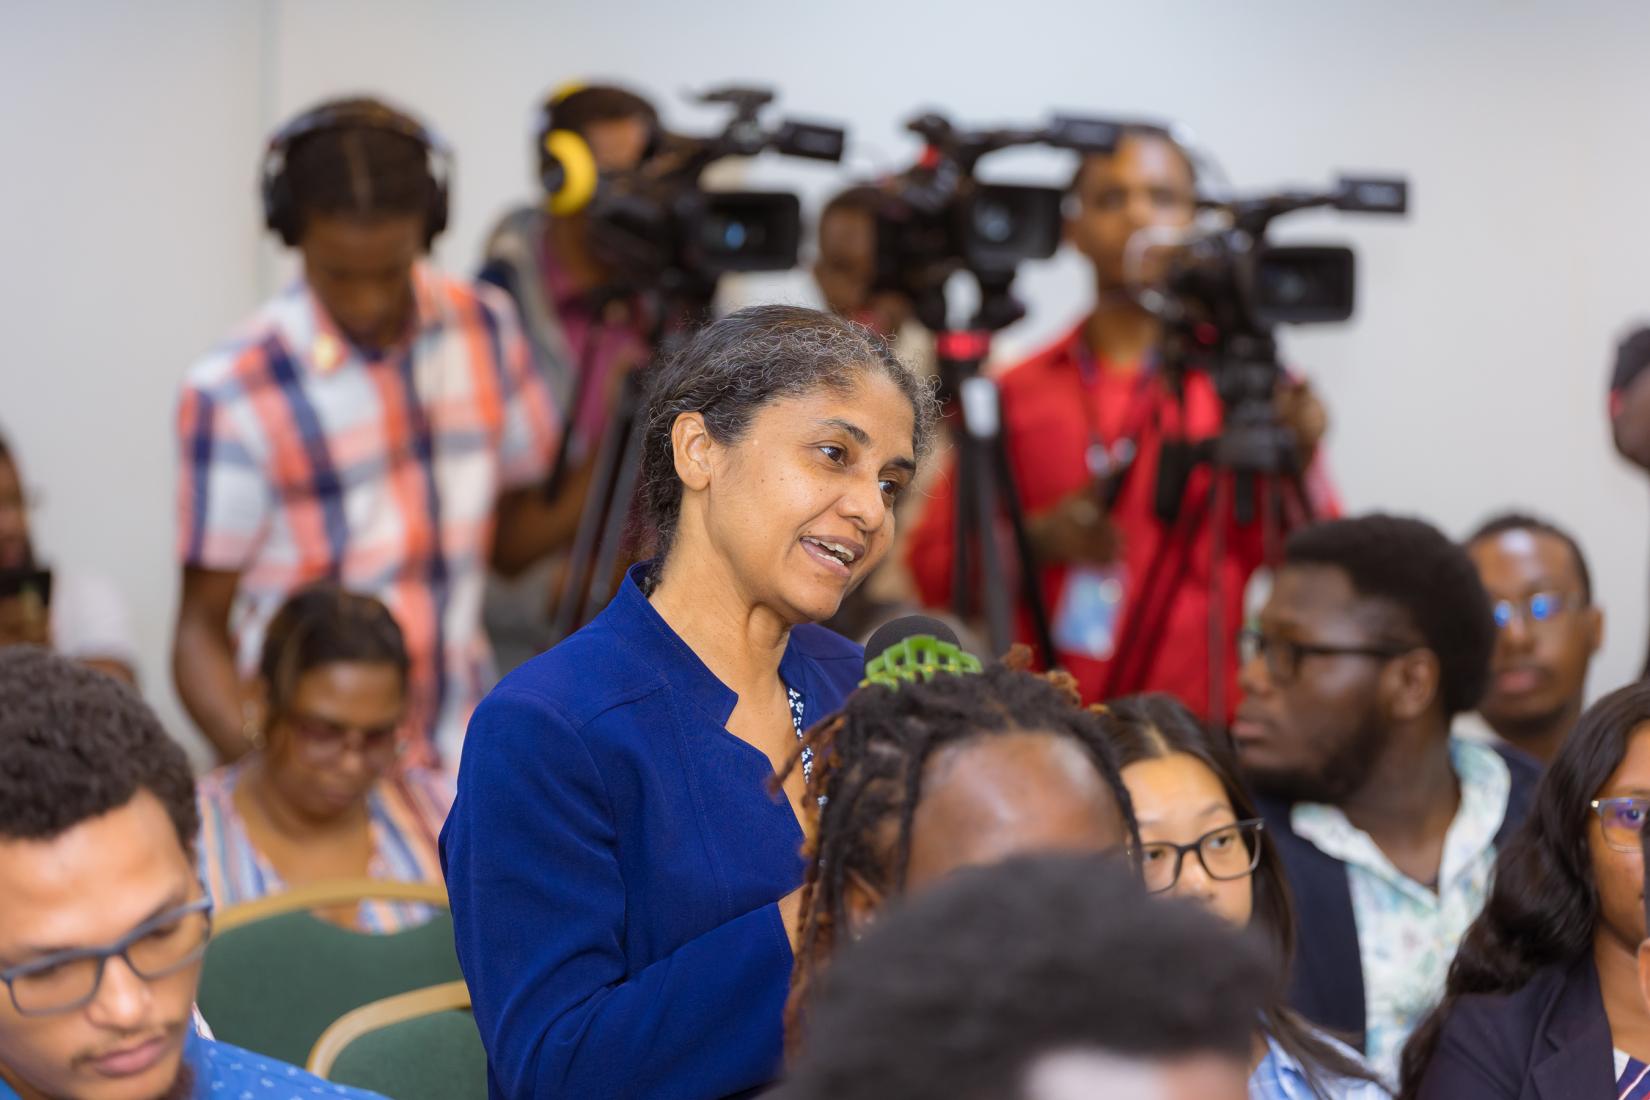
top-left (176, 265), bottom-right (558, 768)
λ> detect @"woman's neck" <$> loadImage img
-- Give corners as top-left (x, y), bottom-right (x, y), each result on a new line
top-left (239, 755), bottom-right (365, 841)
top-left (649, 550), bottom-right (792, 694)
top-left (1597, 930), bottom-right (1650, 1059)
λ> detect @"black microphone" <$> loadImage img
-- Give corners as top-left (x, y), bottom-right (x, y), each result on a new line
top-left (862, 615), bottom-right (980, 687)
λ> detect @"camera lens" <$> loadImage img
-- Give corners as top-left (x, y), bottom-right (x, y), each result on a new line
top-left (973, 201), bottom-right (1014, 245)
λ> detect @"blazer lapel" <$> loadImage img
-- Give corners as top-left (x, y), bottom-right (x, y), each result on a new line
top-left (1531, 961), bottom-right (1617, 1100)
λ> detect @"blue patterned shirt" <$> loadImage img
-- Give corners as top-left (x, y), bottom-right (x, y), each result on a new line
top-left (0, 1030), bottom-right (386, 1100)
top-left (1290, 736), bottom-right (1509, 1081)
top-left (1249, 1030), bottom-right (1391, 1100)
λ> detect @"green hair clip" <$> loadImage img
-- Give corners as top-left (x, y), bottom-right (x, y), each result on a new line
top-left (861, 634), bottom-right (983, 689)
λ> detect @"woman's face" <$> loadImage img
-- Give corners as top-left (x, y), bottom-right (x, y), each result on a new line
top-left (1121, 751), bottom-right (1253, 928)
top-left (691, 370), bottom-right (916, 624)
top-left (261, 661), bottom-right (405, 822)
top-left (1588, 723), bottom-right (1650, 956)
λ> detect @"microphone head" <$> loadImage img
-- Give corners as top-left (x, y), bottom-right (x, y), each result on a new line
top-left (861, 615), bottom-right (980, 689)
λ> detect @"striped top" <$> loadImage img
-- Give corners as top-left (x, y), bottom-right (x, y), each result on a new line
top-left (1618, 1051), bottom-right (1650, 1098)
top-left (196, 757), bottom-right (454, 933)
top-left (175, 264), bottom-right (559, 767)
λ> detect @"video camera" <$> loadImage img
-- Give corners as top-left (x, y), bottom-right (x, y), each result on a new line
top-left (586, 86), bottom-right (845, 303)
top-left (867, 111), bottom-right (1129, 334)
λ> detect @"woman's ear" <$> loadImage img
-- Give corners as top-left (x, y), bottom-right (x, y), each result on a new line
top-left (671, 412), bottom-right (714, 493)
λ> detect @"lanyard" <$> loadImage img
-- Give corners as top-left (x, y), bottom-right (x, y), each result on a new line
top-left (1074, 345), bottom-right (1161, 481)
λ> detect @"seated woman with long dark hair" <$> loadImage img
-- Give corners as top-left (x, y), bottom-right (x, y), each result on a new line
top-left (1401, 681), bottom-right (1650, 1097)
top-left (1102, 694), bottom-right (1387, 1099)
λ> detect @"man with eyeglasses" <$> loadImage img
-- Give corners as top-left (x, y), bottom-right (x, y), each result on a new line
top-left (1465, 512), bottom-right (1603, 766)
top-left (1231, 513), bottom-right (1542, 1080)
top-left (0, 647), bottom-right (383, 1100)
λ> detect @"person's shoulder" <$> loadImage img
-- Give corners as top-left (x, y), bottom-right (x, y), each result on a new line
top-left (993, 323), bottom-right (1083, 390)
top-left (482, 203), bottom-right (546, 255)
top-left (194, 1037), bottom-right (388, 1098)
top-left (423, 266), bottom-right (519, 329)
top-left (182, 289), bottom-right (309, 395)
top-left (1488, 738), bottom-right (1544, 792)
top-left (1434, 964), bottom-right (1569, 1065)
top-left (478, 613), bottom-right (667, 734)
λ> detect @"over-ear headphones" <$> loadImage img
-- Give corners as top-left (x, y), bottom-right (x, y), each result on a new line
top-left (261, 96), bottom-right (452, 248)
top-left (536, 83), bottom-right (601, 218)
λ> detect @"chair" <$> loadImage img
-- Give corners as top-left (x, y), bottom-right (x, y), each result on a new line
top-left (308, 981), bottom-right (487, 1100)
top-left (196, 879), bottom-right (462, 1067)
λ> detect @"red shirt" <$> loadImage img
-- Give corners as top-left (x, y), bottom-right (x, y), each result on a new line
top-left (906, 320), bottom-right (1339, 719)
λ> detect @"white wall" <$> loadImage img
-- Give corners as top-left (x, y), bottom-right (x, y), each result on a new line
top-left (4, 0), bottom-right (1648, 759)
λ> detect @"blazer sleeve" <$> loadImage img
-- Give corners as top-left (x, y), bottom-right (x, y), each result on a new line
top-left (441, 686), bottom-right (794, 1099)
top-left (1411, 999), bottom-right (1525, 1100)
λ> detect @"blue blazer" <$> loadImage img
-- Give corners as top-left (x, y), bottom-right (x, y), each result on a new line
top-left (1415, 957), bottom-right (1613, 1099)
top-left (1255, 741), bottom-right (1542, 1053)
top-left (441, 564), bottom-right (864, 1100)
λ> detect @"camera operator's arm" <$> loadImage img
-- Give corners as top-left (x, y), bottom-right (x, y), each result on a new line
top-left (492, 462), bottom-right (596, 578)
top-left (1025, 485), bottom-right (1123, 564)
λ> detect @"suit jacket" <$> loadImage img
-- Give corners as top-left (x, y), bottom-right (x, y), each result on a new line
top-left (1415, 957), bottom-right (1615, 1099)
top-left (1256, 740), bottom-right (1543, 1051)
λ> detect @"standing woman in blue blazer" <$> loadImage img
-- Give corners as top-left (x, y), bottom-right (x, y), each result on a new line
top-left (1401, 681), bottom-right (1650, 1099)
top-left (441, 304), bottom-right (938, 1100)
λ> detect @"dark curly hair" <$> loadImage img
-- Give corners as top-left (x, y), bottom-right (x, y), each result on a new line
top-left (1102, 694), bottom-right (1380, 1097)
top-left (0, 646), bottom-right (198, 853)
top-left (778, 653), bottom-right (1140, 1051)
top-left (1465, 510), bottom-right (1593, 604)
top-left (1285, 513), bottom-right (1495, 717)
top-left (777, 853), bottom-right (1271, 1100)
top-left (1397, 680), bottom-right (1650, 1096)
top-left (635, 303), bottom-right (939, 574)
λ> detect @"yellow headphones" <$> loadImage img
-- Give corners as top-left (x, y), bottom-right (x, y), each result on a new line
top-left (539, 82), bottom-right (600, 216)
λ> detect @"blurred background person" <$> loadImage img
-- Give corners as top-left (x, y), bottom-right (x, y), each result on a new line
top-left (1104, 693), bottom-right (1386, 1099)
top-left (1464, 512), bottom-right (1603, 766)
top-left (479, 82), bottom-right (664, 669)
top-left (195, 584), bottom-right (450, 931)
top-left (1608, 324), bottom-right (1650, 680)
top-left (906, 124), bottom-right (1336, 715)
top-left (782, 657), bottom-right (1138, 1046)
top-left (0, 433), bottom-right (136, 685)
top-left (1235, 514), bottom-right (1539, 1076)
top-left (1400, 682), bottom-right (1650, 1098)
top-left (777, 854), bottom-right (1268, 1100)
top-left (442, 306), bottom-right (937, 1100)
top-left (172, 96), bottom-right (564, 768)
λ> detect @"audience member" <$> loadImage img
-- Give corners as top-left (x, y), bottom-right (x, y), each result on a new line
top-left (777, 854), bottom-right (1265, 1100)
top-left (195, 584), bottom-right (451, 930)
top-left (0, 647), bottom-right (383, 1100)
top-left (1400, 681), bottom-right (1650, 1098)
top-left (782, 657), bottom-right (1138, 1048)
top-left (1105, 693), bottom-right (1386, 1098)
top-left (0, 434), bottom-right (136, 685)
top-left (441, 305), bottom-right (937, 1100)
top-left (173, 95), bottom-right (564, 768)
top-left (1609, 325), bottom-right (1650, 679)
top-left (1233, 514), bottom-right (1540, 1076)
top-left (906, 123), bottom-right (1336, 715)
top-left (1465, 512), bottom-right (1602, 765)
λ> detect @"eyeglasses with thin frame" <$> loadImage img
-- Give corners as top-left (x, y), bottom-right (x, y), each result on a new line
top-left (1238, 627), bottom-right (1413, 686)
top-left (284, 711), bottom-right (403, 767)
top-left (0, 897), bottom-right (214, 1017)
top-left (1138, 819), bottom-right (1265, 894)
top-left (1491, 591), bottom-right (1581, 632)
top-left (1590, 796), bottom-right (1650, 854)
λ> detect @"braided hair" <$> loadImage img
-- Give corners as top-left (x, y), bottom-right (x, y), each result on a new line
top-left (778, 651), bottom-right (1140, 1051)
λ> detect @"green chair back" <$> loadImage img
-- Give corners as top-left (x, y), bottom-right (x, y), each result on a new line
top-left (197, 909), bottom-right (462, 1066)
top-left (326, 1008), bottom-right (488, 1100)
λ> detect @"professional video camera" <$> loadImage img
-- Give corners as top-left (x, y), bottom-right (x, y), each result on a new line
top-left (867, 111), bottom-right (1127, 334)
top-left (1129, 175), bottom-right (1408, 515)
top-left (585, 86), bottom-right (845, 301)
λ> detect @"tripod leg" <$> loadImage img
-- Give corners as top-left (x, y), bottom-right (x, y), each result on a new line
top-left (584, 415), bottom-right (647, 621)
top-left (1102, 476), bottom-right (1214, 700)
top-left (951, 432), bottom-right (980, 621)
top-left (971, 434), bottom-right (1015, 657)
top-left (990, 422), bottom-right (1055, 665)
top-left (551, 373), bottom-right (640, 641)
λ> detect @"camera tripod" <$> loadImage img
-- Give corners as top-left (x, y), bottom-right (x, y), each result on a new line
top-left (1098, 332), bottom-right (1316, 728)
